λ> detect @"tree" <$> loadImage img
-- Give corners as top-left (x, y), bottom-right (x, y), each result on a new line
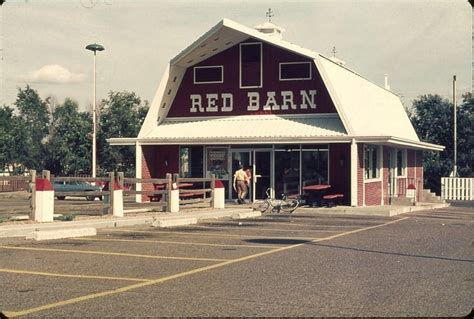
top-left (410, 93), bottom-right (473, 194)
top-left (456, 92), bottom-right (473, 177)
top-left (0, 104), bottom-right (31, 174)
top-left (97, 91), bottom-right (149, 176)
top-left (44, 98), bottom-right (92, 176)
top-left (14, 85), bottom-right (50, 170)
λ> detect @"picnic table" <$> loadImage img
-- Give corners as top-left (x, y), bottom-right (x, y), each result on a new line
top-left (149, 182), bottom-right (194, 202)
top-left (303, 184), bottom-right (331, 207)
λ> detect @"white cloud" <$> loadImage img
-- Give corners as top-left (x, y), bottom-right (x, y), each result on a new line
top-left (20, 64), bottom-right (85, 84)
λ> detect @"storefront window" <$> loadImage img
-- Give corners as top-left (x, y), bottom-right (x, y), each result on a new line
top-left (179, 146), bottom-right (203, 178)
top-left (302, 150), bottom-right (328, 186)
top-left (275, 150), bottom-right (300, 197)
top-left (206, 148), bottom-right (229, 180)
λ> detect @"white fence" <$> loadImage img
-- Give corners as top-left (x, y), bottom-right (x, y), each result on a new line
top-left (441, 177), bottom-right (474, 200)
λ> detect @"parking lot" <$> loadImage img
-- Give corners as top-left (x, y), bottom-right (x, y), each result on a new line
top-left (0, 206), bottom-right (473, 317)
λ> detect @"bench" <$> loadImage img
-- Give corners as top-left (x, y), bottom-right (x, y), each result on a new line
top-left (322, 194), bottom-right (344, 207)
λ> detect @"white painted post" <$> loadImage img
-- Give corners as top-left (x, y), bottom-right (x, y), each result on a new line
top-left (167, 173), bottom-right (179, 213)
top-left (170, 188), bottom-right (180, 213)
top-left (212, 179), bottom-right (225, 209)
top-left (350, 139), bottom-right (358, 207)
top-left (33, 178), bottom-right (54, 222)
top-left (102, 173), bottom-right (123, 217)
top-left (112, 181), bottom-right (124, 217)
top-left (135, 141), bottom-right (142, 203)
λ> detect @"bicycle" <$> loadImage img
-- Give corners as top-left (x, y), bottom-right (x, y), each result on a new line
top-left (252, 188), bottom-right (301, 214)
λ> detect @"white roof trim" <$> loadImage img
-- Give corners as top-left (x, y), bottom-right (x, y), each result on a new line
top-left (108, 134), bottom-right (443, 151)
top-left (313, 57), bottom-right (354, 135)
top-left (357, 136), bottom-right (444, 151)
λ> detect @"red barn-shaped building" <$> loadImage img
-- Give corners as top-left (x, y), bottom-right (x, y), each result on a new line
top-left (109, 19), bottom-right (443, 206)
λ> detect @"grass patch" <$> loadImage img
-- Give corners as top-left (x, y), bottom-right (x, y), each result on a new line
top-left (54, 214), bottom-right (76, 221)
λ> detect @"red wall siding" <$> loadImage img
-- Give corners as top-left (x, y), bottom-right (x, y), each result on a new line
top-left (365, 181), bottom-right (382, 206)
top-left (382, 146), bottom-right (390, 205)
top-left (168, 39), bottom-right (337, 117)
top-left (329, 143), bottom-right (350, 205)
top-left (141, 145), bottom-right (180, 202)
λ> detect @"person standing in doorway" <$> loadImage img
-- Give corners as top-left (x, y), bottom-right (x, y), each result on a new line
top-left (233, 165), bottom-right (249, 204)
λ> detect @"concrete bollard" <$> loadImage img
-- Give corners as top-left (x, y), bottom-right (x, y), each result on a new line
top-left (103, 181), bottom-right (124, 217)
top-left (170, 182), bottom-right (179, 213)
top-left (213, 180), bottom-right (225, 209)
top-left (33, 178), bottom-right (54, 222)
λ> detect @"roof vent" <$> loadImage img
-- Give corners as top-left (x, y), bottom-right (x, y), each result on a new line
top-left (254, 22), bottom-right (285, 40)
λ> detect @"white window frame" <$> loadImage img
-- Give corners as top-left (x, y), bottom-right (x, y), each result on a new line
top-left (239, 42), bottom-right (263, 89)
top-left (395, 149), bottom-right (407, 177)
top-left (193, 66), bottom-right (224, 84)
top-left (279, 61), bottom-right (312, 81)
top-left (364, 145), bottom-right (382, 182)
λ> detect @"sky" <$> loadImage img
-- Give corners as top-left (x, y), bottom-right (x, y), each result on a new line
top-left (0, 0), bottom-right (471, 113)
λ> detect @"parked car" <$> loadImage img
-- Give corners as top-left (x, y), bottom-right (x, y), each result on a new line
top-left (52, 181), bottom-right (103, 201)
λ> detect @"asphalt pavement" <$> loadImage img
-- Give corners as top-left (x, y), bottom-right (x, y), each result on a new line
top-left (0, 205), bottom-right (472, 317)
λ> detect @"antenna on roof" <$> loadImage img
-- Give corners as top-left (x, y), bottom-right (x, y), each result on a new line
top-left (266, 8), bottom-right (274, 22)
top-left (332, 46), bottom-right (337, 57)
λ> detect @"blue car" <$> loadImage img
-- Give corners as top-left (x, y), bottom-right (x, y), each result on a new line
top-left (53, 181), bottom-right (103, 201)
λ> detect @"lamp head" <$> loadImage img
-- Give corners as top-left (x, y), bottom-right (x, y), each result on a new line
top-left (85, 43), bottom-right (105, 53)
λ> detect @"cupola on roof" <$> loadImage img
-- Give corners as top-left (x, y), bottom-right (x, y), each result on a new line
top-left (253, 21), bottom-right (285, 39)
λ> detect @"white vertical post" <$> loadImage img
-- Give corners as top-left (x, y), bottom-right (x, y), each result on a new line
top-left (33, 178), bottom-right (54, 222)
top-left (470, 179), bottom-right (474, 200)
top-left (441, 177), bottom-right (445, 200)
top-left (135, 141), bottom-right (142, 203)
top-left (350, 139), bottom-right (358, 207)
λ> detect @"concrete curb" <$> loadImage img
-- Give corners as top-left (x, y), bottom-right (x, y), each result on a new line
top-left (387, 203), bottom-right (450, 216)
top-left (231, 211), bottom-right (262, 219)
top-left (26, 227), bottom-right (97, 241)
top-left (151, 217), bottom-right (198, 228)
top-left (0, 208), bottom-right (254, 239)
top-left (298, 202), bottom-right (450, 217)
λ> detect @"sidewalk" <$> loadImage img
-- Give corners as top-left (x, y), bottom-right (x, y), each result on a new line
top-left (227, 201), bottom-right (450, 217)
top-left (0, 202), bottom-right (449, 239)
top-left (297, 202), bottom-right (450, 217)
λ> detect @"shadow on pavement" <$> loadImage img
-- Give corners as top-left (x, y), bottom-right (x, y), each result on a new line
top-left (244, 238), bottom-right (311, 245)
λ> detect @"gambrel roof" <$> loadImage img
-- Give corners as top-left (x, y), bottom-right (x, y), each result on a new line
top-left (109, 19), bottom-right (443, 151)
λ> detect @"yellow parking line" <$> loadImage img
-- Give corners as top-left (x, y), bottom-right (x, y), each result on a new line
top-left (187, 225), bottom-right (340, 233)
top-left (72, 237), bottom-right (279, 249)
top-left (107, 229), bottom-right (318, 241)
top-left (0, 268), bottom-right (150, 282)
top-left (3, 217), bottom-right (408, 318)
top-left (0, 245), bottom-right (228, 262)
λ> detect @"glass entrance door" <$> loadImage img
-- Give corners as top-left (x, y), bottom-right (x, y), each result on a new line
top-left (253, 151), bottom-right (272, 200)
top-left (230, 151), bottom-right (251, 201)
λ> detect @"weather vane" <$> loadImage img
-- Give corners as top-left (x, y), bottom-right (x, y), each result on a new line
top-left (266, 8), bottom-right (274, 22)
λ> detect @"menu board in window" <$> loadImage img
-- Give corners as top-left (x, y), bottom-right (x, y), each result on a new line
top-left (206, 148), bottom-right (229, 180)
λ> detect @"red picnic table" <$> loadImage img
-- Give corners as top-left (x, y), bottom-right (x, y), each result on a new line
top-left (303, 184), bottom-right (331, 207)
top-left (150, 183), bottom-right (194, 201)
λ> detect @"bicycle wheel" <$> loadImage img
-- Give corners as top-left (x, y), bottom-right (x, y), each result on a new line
top-left (252, 200), bottom-right (270, 213)
top-left (280, 198), bottom-right (301, 213)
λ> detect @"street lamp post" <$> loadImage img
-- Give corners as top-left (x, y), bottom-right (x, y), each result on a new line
top-left (85, 43), bottom-right (105, 178)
